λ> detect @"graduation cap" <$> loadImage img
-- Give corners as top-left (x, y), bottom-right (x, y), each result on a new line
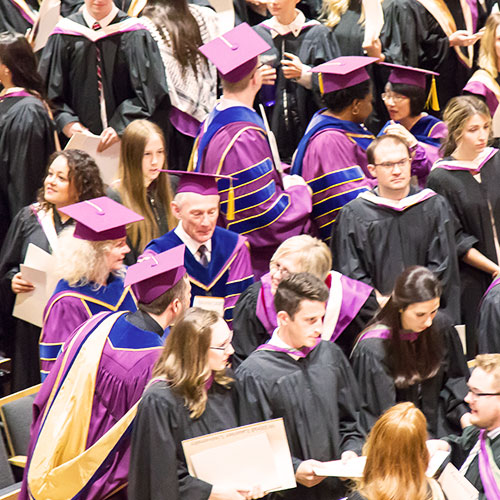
top-left (125, 246), bottom-right (186, 304)
top-left (199, 23), bottom-right (271, 83)
top-left (311, 56), bottom-right (378, 94)
top-left (59, 196), bottom-right (144, 241)
top-left (381, 62), bottom-right (440, 112)
top-left (162, 170), bottom-right (237, 220)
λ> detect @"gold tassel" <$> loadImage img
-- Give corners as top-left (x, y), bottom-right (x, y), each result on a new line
top-left (318, 73), bottom-right (324, 95)
top-left (425, 75), bottom-right (440, 112)
top-left (227, 178), bottom-right (235, 221)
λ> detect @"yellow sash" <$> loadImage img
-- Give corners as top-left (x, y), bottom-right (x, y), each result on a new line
top-left (127, 0), bottom-right (147, 17)
top-left (415, 0), bottom-right (474, 68)
top-left (28, 312), bottom-right (137, 500)
top-left (10, 0), bottom-right (37, 24)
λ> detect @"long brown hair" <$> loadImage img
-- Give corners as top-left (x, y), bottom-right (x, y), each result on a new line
top-left (478, 13), bottom-right (500, 78)
top-left (364, 266), bottom-right (444, 388)
top-left (118, 120), bottom-right (175, 253)
top-left (143, 0), bottom-right (208, 77)
top-left (356, 402), bottom-right (434, 500)
top-left (152, 308), bottom-right (233, 419)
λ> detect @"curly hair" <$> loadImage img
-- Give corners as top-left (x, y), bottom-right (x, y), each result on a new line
top-left (37, 149), bottom-right (105, 211)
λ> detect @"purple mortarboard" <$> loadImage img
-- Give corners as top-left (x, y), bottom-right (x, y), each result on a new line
top-left (59, 196), bottom-right (144, 241)
top-left (199, 23), bottom-right (271, 83)
top-left (312, 56), bottom-right (378, 94)
top-left (125, 246), bottom-right (186, 304)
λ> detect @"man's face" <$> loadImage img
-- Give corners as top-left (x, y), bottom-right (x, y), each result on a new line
top-left (367, 140), bottom-right (411, 195)
top-left (85, 0), bottom-right (113, 20)
top-left (465, 368), bottom-right (500, 431)
top-left (172, 193), bottom-right (219, 244)
top-left (279, 299), bottom-right (325, 349)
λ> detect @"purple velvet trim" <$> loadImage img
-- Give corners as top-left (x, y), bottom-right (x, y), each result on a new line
top-left (479, 429), bottom-right (500, 500)
top-left (463, 80), bottom-right (499, 116)
top-left (73, 223), bottom-right (126, 241)
top-left (10, 0), bottom-right (35, 24)
top-left (256, 338), bottom-right (321, 358)
top-left (366, 189), bottom-right (436, 212)
top-left (51, 22), bottom-right (146, 39)
top-left (256, 273), bottom-right (277, 334)
top-left (330, 275), bottom-right (373, 342)
top-left (467, 0), bottom-right (478, 32)
top-left (435, 148), bottom-right (498, 172)
top-left (0, 90), bottom-right (32, 102)
top-left (360, 327), bottom-right (420, 342)
top-left (205, 373), bottom-right (214, 390)
top-left (169, 107), bottom-right (201, 138)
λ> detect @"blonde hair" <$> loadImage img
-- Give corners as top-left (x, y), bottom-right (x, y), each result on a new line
top-left (356, 402), bottom-right (436, 500)
top-left (118, 120), bottom-right (175, 253)
top-left (475, 354), bottom-right (500, 391)
top-left (441, 96), bottom-right (492, 157)
top-left (320, 0), bottom-right (365, 28)
top-left (54, 227), bottom-right (125, 287)
top-left (270, 235), bottom-right (332, 280)
top-left (152, 308), bottom-right (233, 419)
top-left (478, 13), bottom-right (500, 78)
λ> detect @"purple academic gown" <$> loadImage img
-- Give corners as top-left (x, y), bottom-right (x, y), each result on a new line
top-left (39, 276), bottom-right (137, 380)
top-left (21, 310), bottom-right (164, 500)
top-left (194, 104), bottom-right (312, 278)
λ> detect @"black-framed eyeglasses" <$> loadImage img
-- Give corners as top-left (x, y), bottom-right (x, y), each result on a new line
top-left (373, 158), bottom-right (410, 169)
top-left (209, 340), bottom-right (232, 351)
top-left (467, 387), bottom-right (500, 397)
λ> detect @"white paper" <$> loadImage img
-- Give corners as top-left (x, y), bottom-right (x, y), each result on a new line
top-left (192, 296), bottom-right (225, 317)
top-left (426, 449), bottom-right (450, 477)
top-left (209, 0), bottom-right (235, 33)
top-left (31, 0), bottom-right (61, 52)
top-left (65, 132), bottom-right (120, 186)
top-left (182, 418), bottom-right (296, 494)
top-left (362, 0), bottom-right (384, 46)
top-left (437, 463), bottom-right (479, 500)
top-left (455, 324), bottom-right (467, 355)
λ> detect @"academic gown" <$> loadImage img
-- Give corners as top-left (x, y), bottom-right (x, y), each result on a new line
top-left (0, 205), bottom-right (72, 391)
top-left (350, 315), bottom-right (470, 438)
top-left (143, 226), bottom-right (254, 327)
top-left (477, 277), bottom-right (500, 353)
top-left (0, 0), bottom-right (37, 34)
top-left (427, 148), bottom-right (500, 356)
top-left (331, 187), bottom-right (474, 324)
top-left (38, 10), bottom-right (169, 138)
top-left (236, 341), bottom-right (365, 500)
top-left (232, 271), bottom-right (378, 366)
top-left (128, 378), bottom-right (238, 500)
top-left (21, 310), bottom-right (165, 500)
top-left (444, 425), bottom-right (500, 499)
top-left (0, 92), bottom-right (56, 246)
top-left (39, 275), bottom-right (137, 379)
top-left (254, 20), bottom-right (340, 163)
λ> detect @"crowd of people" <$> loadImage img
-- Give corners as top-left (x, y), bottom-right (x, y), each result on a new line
top-left (2, 0), bottom-right (500, 498)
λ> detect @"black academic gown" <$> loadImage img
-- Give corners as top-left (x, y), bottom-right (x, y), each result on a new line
top-left (444, 425), bottom-right (500, 499)
top-left (0, 0), bottom-right (37, 33)
top-left (0, 95), bottom-right (56, 247)
top-left (253, 22), bottom-right (340, 163)
top-left (427, 154), bottom-right (500, 356)
top-left (128, 378), bottom-right (238, 500)
top-left (0, 206), bottom-right (72, 390)
top-left (477, 280), bottom-right (500, 353)
top-left (350, 315), bottom-right (470, 438)
top-left (38, 10), bottom-right (169, 138)
top-left (331, 187), bottom-right (474, 324)
top-left (236, 341), bottom-right (365, 500)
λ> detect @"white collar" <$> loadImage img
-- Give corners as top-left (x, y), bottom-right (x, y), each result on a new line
top-left (216, 97), bottom-right (255, 112)
top-left (174, 221), bottom-right (212, 257)
top-left (487, 426), bottom-right (500, 439)
top-left (83, 5), bottom-right (119, 29)
top-left (267, 10), bottom-right (306, 38)
top-left (269, 328), bottom-right (301, 360)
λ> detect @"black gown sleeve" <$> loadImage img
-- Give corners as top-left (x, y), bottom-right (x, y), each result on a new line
top-left (477, 285), bottom-right (500, 353)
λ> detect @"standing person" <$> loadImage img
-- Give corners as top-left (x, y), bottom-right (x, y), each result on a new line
top-left (40, 197), bottom-right (143, 378)
top-left (428, 95), bottom-right (500, 356)
top-left (107, 119), bottom-right (176, 264)
top-left (192, 23), bottom-right (313, 278)
top-left (0, 150), bottom-right (104, 390)
top-left (428, 353), bottom-right (500, 499)
top-left (140, 0), bottom-right (219, 171)
top-left (0, 33), bottom-right (56, 246)
top-left (0, 0), bottom-right (37, 34)
top-left (253, 0), bottom-right (340, 163)
top-left (129, 308), bottom-right (262, 500)
top-left (38, 0), bottom-right (169, 151)
top-left (350, 266), bottom-right (471, 438)
top-left (237, 273), bottom-right (365, 500)
top-left (21, 247), bottom-right (190, 500)
top-left (347, 403), bottom-right (445, 500)
top-left (232, 234), bottom-right (377, 365)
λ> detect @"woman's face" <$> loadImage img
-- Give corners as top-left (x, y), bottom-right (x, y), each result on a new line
top-left (207, 318), bottom-right (234, 371)
top-left (105, 237), bottom-right (130, 273)
top-left (44, 155), bottom-right (79, 208)
top-left (269, 252), bottom-right (302, 294)
top-left (457, 113), bottom-right (490, 156)
top-left (142, 133), bottom-right (165, 187)
top-left (400, 297), bottom-right (440, 333)
top-left (495, 25), bottom-right (500, 63)
top-left (383, 83), bottom-right (412, 122)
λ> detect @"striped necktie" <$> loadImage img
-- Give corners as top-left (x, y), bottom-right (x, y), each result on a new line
top-left (92, 21), bottom-right (108, 128)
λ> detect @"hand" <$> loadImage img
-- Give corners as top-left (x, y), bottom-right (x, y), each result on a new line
top-left (295, 460), bottom-right (327, 488)
top-left (383, 122), bottom-right (418, 148)
top-left (281, 52), bottom-right (303, 80)
top-left (259, 64), bottom-right (277, 86)
top-left (492, 267), bottom-right (500, 279)
top-left (97, 127), bottom-right (120, 152)
top-left (209, 485), bottom-right (264, 500)
top-left (341, 450), bottom-right (358, 464)
top-left (426, 439), bottom-right (451, 456)
top-left (449, 30), bottom-right (479, 47)
top-left (11, 272), bottom-right (35, 294)
top-left (460, 412), bottom-right (473, 428)
top-left (62, 121), bottom-right (88, 138)
top-left (362, 38), bottom-right (384, 61)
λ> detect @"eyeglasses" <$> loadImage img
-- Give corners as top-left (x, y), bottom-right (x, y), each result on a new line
top-left (467, 387), bottom-right (500, 398)
top-left (373, 158), bottom-right (410, 169)
top-left (210, 339), bottom-right (232, 351)
top-left (381, 92), bottom-right (409, 104)
top-left (270, 261), bottom-right (292, 279)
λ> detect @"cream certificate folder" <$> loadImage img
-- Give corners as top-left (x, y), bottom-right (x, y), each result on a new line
top-left (437, 463), bottom-right (479, 500)
top-left (31, 0), bottom-right (61, 52)
top-left (182, 418), bottom-right (296, 493)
